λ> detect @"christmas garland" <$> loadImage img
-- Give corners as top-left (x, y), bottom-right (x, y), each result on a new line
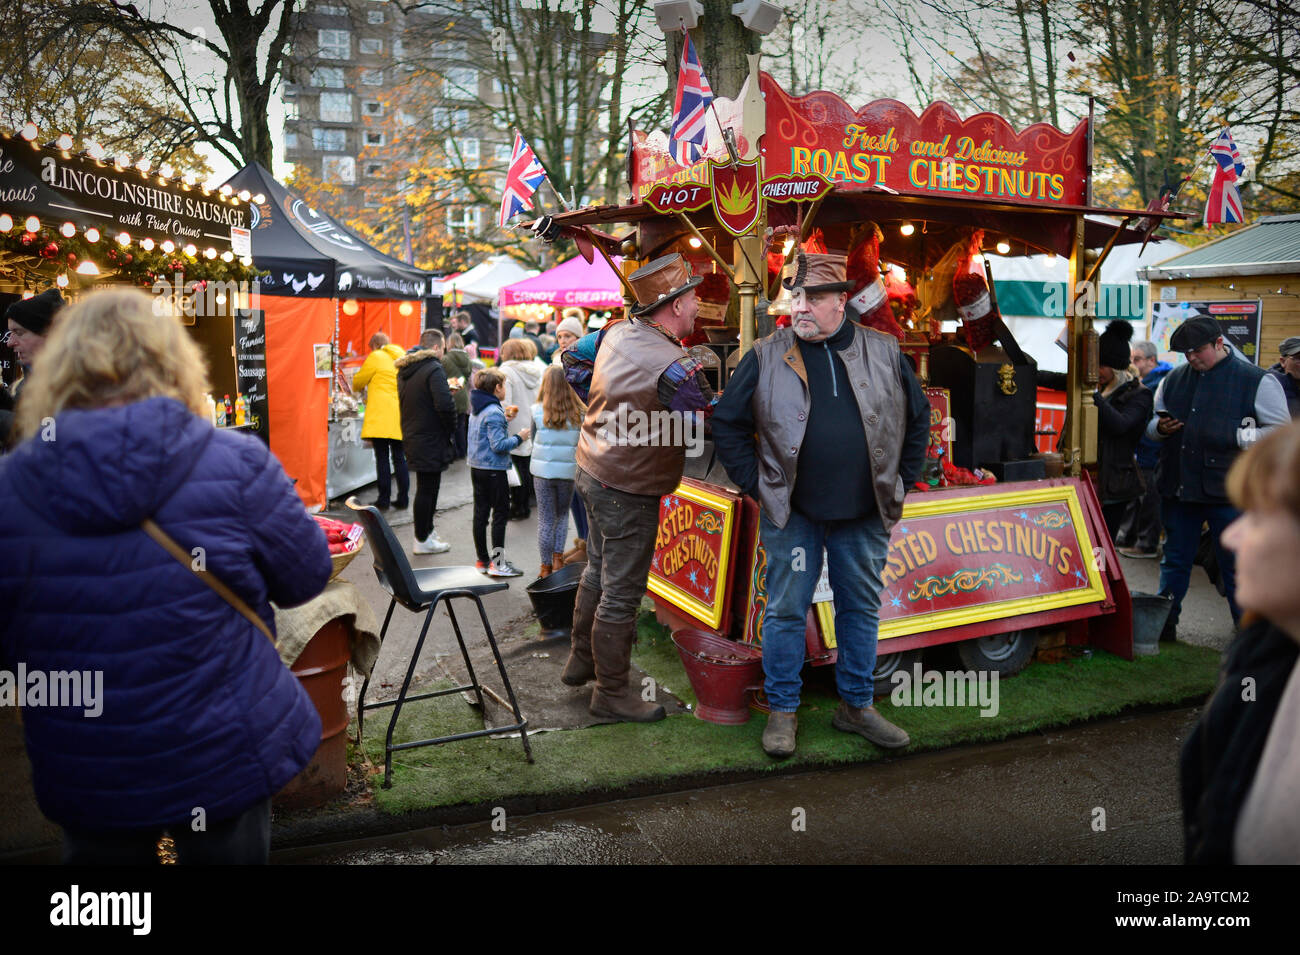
top-left (0, 227), bottom-right (263, 289)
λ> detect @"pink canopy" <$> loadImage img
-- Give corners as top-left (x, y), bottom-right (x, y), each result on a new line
top-left (499, 254), bottom-right (624, 309)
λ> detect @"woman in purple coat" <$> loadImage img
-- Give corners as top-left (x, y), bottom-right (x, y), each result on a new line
top-left (0, 289), bottom-right (332, 864)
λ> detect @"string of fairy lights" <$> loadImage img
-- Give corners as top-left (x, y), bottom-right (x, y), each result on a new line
top-left (0, 122), bottom-right (263, 297)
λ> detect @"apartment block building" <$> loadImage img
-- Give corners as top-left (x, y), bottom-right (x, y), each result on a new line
top-left (282, 0), bottom-right (611, 244)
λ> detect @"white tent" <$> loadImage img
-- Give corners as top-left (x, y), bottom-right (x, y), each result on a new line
top-left (447, 255), bottom-right (537, 305)
top-left (987, 239), bottom-right (1191, 373)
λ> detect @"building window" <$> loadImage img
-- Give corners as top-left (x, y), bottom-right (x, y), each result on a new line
top-left (312, 127), bottom-right (347, 151)
top-left (432, 107), bottom-right (470, 131)
top-left (361, 68), bottom-right (384, 86)
top-left (318, 29), bottom-right (350, 59)
top-left (367, 9), bottom-right (384, 23)
top-left (316, 3), bottom-right (347, 14)
top-left (318, 92), bottom-right (352, 122)
top-left (364, 130), bottom-right (385, 147)
top-left (446, 206), bottom-right (481, 233)
top-left (432, 39), bottom-right (468, 59)
top-left (492, 111), bottom-right (508, 130)
top-left (443, 67), bottom-right (477, 99)
top-left (364, 162), bottom-right (384, 177)
top-left (491, 77), bottom-right (504, 94)
top-left (446, 138), bottom-right (480, 163)
top-left (494, 143), bottom-right (512, 163)
top-left (322, 156), bottom-right (356, 184)
top-left (362, 99), bottom-right (384, 117)
top-left (285, 131), bottom-right (300, 150)
top-left (309, 66), bottom-right (345, 88)
top-left (284, 100), bottom-right (300, 121)
top-left (359, 38), bottom-right (382, 55)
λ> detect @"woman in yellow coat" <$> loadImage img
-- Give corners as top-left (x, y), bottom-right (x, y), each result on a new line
top-left (352, 332), bottom-right (409, 510)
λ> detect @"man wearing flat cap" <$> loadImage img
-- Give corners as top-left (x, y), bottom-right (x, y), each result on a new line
top-left (568, 253), bottom-right (716, 723)
top-left (1266, 336), bottom-right (1300, 418)
top-left (711, 251), bottom-right (931, 759)
top-left (3, 289), bottom-right (64, 449)
top-left (1147, 314), bottom-right (1289, 638)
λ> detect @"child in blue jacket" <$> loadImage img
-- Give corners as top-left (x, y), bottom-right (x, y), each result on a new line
top-left (468, 368), bottom-right (530, 576)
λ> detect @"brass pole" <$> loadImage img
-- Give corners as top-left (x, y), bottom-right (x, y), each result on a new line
top-left (673, 211), bottom-right (737, 282)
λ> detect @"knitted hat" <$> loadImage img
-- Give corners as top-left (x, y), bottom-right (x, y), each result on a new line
top-left (556, 316), bottom-right (585, 339)
top-left (5, 288), bottom-right (64, 336)
top-left (1099, 320), bottom-right (1134, 370)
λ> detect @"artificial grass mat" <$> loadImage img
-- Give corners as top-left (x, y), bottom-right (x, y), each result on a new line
top-left (358, 612), bottom-right (1220, 815)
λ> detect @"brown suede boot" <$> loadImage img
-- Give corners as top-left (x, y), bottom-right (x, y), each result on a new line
top-left (538, 563), bottom-right (551, 579)
top-left (552, 552), bottom-right (565, 574)
top-left (589, 616), bottom-right (665, 723)
top-left (561, 582), bottom-right (600, 686)
top-left (561, 538), bottom-right (587, 564)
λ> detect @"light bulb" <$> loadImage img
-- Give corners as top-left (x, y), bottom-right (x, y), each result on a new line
top-left (117, 232), bottom-right (131, 246)
top-left (996, 240), bottom-right (1011, 254)
top-left (204, 247), bottom-right (217, 259)
top-left (0, 214), bottom-right (11, 231)
top-left (253, 193), bottom-right (265, 204)
top-left (56, 273), bottom-right (69, 287)
top-left (900, 222), bottom-right (915, 236)
top-left (221, 251), bottom-right (234, 262)
top-left (141, 237), bottom-right (155, 251)
top-left (115, 153), bottom-right (130, 168)
top-left (85, 227), bottom-right (100, 243)
top-left (20, 122), bottom-right (38, 141)
top-left (215, 293), bottom-right (227, 305)
top-left (184, 243), bottom-right (197, 257)
top-left (24, 215), bottom-right (39, 233)
top-left (238, 190), bottom-right (251, 201)
top-left (61, 222), bottom-right (76, 237)
top-left (76, 260), bottom-right (100, 275)
top-left (55, 133), bottom-right (73, 151)
top-left (219, 184), bottom-right (233, 196)
top-left (136, 158), bottom-right (151, 173)
top-left (161, 240), bottom-right (175, 253)
top-left (86, 141), bottom-right (106, 160)
top-left (688, 236), bottom-right (702, 249)
top-left (159, 164), bottom-right (174, 179)
top-left (240, 256), bottom-right (253, 267)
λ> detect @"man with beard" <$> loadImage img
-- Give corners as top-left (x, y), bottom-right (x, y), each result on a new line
top-left (711, 252), bottom-right (930, 759)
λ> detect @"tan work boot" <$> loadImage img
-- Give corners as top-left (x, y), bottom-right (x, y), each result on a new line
top-left (552, 551), bottom-right (566, 574)
top-left (560, 582), bottom-right (600, 686)
top-left (538, 563), bottom-right (551, 579)
top-left (761, 711), bottom-right (798, 759)
top-left (832, 702), bottom-right (910, 749)
top-left (589, 616), bottom-right (665, 723)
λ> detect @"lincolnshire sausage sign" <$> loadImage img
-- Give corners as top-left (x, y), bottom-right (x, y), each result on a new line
top-left (0, 133), bottom-right (247, 252)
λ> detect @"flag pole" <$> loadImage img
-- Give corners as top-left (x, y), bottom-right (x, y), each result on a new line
top-left (512, 127), bottom-right (636, 300)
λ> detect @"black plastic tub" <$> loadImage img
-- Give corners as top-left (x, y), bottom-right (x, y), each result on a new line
top-left (525, 563), bottom-right (585, 633)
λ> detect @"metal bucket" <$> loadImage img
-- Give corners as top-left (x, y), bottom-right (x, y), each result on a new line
top-left (1131, 592), bottom-right (1173, 657)
top-left (671, 628), bottom-right (764, 725)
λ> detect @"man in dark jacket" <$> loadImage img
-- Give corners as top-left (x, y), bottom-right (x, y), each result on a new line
top-left (711, 252), bottom-right (931, 759)
top-left (398, 330), bottom-right (457, 554)
top-left (3, 289), bottom-right (64, 450)
top-left (1092, 321), bottom-right (1153, 541)
top-left (1265, 336), bottom-right (1300, 418)
top-left (1118, 339), bottom-right (1171, 557)
top-left (1147, 315), bottom-right (1289, 637)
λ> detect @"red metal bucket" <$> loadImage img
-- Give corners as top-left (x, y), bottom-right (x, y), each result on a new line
top-left (671, 628), bottom-right (764, 725)
top-left (275, 618), bottom-right (350, 810)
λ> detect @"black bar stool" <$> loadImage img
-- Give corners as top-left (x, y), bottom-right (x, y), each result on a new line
top-left (346, 498), bottom-right (533, 787)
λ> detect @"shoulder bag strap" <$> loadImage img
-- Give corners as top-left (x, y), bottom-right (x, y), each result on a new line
top-left (141, 518), bottom-right (277, 647)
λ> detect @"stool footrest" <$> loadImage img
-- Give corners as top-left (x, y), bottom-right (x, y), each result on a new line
top-left (388, 721), bottom-right (529, 752)
top-left (361, 684), bottom-right (477, 712)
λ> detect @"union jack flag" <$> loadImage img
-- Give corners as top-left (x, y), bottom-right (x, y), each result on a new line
top-left (668, 33), bottom-right (714, 166)
top-left (497, 131), bottom-right (547, 229)
top-left (1204, 127), bottom-right (1246, 226)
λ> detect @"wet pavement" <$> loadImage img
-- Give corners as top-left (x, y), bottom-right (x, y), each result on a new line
top-left (277, 706), bottom-right (1197, 865)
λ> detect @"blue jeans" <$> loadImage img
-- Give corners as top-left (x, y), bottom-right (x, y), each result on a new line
top-left (1158, 498), bottom-right (1240, 626)
top-left (758, 508), bottom-right (892, 712)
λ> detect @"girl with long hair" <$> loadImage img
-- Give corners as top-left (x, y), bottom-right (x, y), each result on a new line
top-left (529, 364), bottom-right (585, 578)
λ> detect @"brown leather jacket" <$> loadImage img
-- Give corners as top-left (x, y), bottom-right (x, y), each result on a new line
top-left (751, 324), bottom-right (908, 531)
top-left (576, 318), bottom-right (692, 496)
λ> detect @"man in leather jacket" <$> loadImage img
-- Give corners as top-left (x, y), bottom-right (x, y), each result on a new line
top-left (712, 252), bottom-right (930, 758)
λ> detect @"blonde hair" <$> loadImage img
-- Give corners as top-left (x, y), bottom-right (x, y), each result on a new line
top-left (499, 337), bottom-right (536, 362)
top-left (1227, 421), bottom-right (1300, 521)
top-left (539, 363), bottom-right (585, 429)
top-left (17, 288), bottom-right (210, 439)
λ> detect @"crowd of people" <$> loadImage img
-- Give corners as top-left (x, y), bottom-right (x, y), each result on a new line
top-left (2, 272), bottom-right (1298, 865)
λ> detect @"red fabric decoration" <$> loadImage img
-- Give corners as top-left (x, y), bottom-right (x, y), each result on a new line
top-left (846, 221), bottom-right (904, 340)
top-left (952, 231), bottom-right (997, 351)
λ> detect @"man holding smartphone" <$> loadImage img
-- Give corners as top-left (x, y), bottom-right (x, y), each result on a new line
top-left (1146, 316), bottom-right (1289, 639)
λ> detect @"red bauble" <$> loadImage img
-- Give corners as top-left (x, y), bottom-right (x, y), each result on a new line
top-left (124, 254), bottom-right (133, 264)
top-left (67, 253), bottom-right (77, 265)
top-left (40, 242), bottom-right (60, 259)
top-left (20, 232), bottom-right (38, 247)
